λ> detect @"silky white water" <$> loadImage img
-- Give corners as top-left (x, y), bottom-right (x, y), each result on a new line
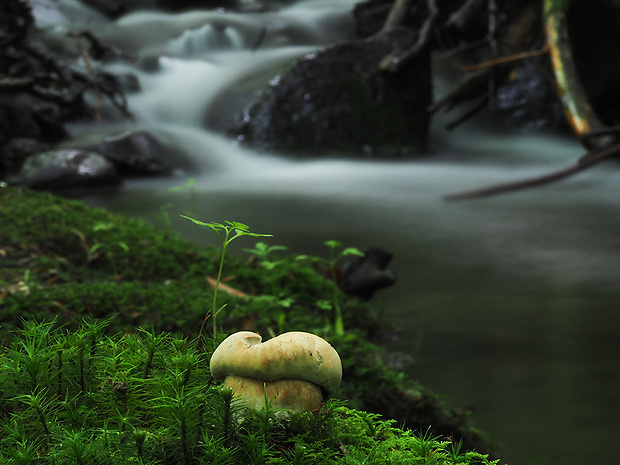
top-left (33, 1), bottom-right (620, 464)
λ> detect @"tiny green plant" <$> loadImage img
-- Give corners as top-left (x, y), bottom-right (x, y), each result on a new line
top-left (181, 217), bottom-right (272, 339)
top-left (243, 242), bottom-right (289, 269)
top-left (298, 240), bottom-right (363, 336)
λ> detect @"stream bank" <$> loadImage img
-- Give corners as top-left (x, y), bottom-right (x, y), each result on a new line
top-left (0, 184), bottom-right (498, 458)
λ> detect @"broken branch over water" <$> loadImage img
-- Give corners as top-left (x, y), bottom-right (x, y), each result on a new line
top-left (445, 141), bottom-right (620, 201)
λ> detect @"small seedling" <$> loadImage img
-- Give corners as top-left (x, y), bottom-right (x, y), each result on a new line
top-left (297, 240), bottom-right (363, 336)
top-left (243, 242), bottom-right (289, 269)
top-left (181, 217), bottom-right (272, 338)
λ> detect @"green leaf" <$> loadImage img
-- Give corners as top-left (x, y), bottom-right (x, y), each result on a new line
top-left (114, 242), bottom-right (130, 252)
top-left (342, 247), bottom-right (364, 257)
top-left (214, 303), bottom-right (228, 316)
top-left (227, 221), bottom-right (249, 231)
top-left (93, 222), bottom-right (114, 232)
top-left (324, 240), bottom-right (342, 249)
top-left (88, 243), bottom-right (105, 255)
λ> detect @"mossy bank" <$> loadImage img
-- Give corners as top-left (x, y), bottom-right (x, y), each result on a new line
top-left (0, 185), bottom-right (501, 463)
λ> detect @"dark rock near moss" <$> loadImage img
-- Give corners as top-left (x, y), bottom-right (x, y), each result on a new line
top-left (7, 149), bottom-right (120, 190)
top-left (340, 247), bottom-right (397, 300)
top-left (82, 130), bottom-right (173, 176)
top-left (230, 28), bottom-right (432, 157)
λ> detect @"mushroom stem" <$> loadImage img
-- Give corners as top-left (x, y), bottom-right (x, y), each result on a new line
top-left (224, 375), bottom-right (324, 412)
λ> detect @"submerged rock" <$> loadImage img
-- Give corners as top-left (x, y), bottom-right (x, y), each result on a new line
top-left (230, 28), bottom-right (432, 157)
top-left (7, 149), bottom-right (120, 190)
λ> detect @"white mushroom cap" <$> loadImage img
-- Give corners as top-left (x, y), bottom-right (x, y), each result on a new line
top-left (210, 331), bottom-right (342, 394)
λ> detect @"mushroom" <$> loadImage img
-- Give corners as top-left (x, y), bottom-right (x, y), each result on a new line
top-left (210, 331), bottom-right (342, 411)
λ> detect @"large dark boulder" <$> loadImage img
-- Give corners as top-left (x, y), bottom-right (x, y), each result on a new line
top-left (229, 28), bottom-right (432, 157)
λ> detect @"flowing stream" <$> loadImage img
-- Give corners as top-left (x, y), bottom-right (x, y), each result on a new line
top-left (34, 1), bottom-right (620, 464)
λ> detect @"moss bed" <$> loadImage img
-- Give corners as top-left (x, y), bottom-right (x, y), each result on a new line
top-left (0, 185), bottom-right (502, 464)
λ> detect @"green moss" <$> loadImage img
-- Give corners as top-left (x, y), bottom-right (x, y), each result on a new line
top-left (0, 185), bottom-right (498, 459)
top-left (0, 320), bottom-right (503, 465)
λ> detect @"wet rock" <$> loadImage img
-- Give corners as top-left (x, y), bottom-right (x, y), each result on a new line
top-left (83, 130), bottom-right (173, 176)
top-left (7, 149), bottom-right (120, 190)
top-left (340, 247), bottom-right (397, 300)
top-left (495, 52), bottom-right (565, 131)
top-left (230, 28), bottom-right (431, 157)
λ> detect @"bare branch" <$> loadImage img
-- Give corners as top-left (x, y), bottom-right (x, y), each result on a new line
top-left (444, 142), bottom-right (620, 201)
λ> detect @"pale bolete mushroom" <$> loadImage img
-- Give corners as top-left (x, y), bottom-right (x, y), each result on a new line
top-left (210, 331), bottom-right (342, 412)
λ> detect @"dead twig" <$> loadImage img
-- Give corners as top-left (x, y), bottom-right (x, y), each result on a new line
top-left (444, 141), bottom-right (620, 201)
top-left (461, 45), bottom-right (549, 72)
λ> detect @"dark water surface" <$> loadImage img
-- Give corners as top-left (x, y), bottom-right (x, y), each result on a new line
top-left (37, 1), bottom-right (620, 464)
